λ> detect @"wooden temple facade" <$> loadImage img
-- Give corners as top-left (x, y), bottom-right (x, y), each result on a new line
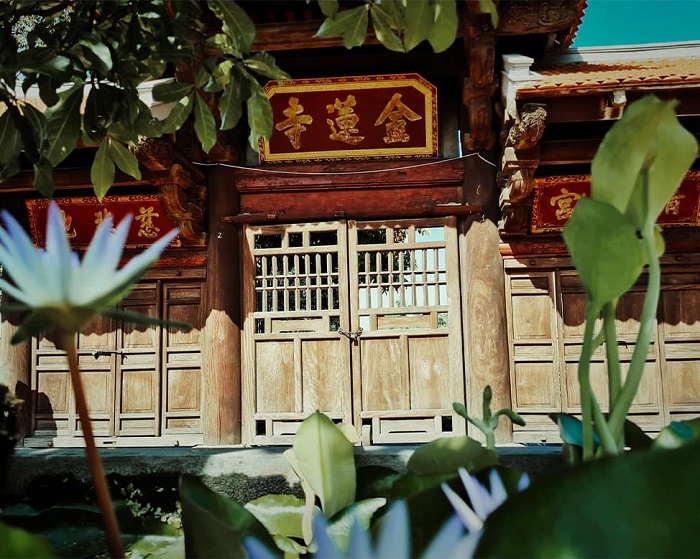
top-left (1, 1), bottom-right (699, 448)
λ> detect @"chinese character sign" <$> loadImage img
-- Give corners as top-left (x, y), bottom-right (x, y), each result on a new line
top-left (259, 74), bottom-right (437, 162)
top-left (26, 195), bottom-right (181, 249)
top-left (530, 173), bottom-right (700, 234)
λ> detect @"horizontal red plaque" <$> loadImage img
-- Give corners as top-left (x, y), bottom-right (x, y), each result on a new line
top-left (259, 74), bottom-right (437, 163)
top-left (26, 195), bottom-right (181, 249)
top-left (531, 172), bottom-right (700, 234)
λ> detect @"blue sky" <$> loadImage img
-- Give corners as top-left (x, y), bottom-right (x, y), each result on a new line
top-left (573, 0), bottom-right (700, 47)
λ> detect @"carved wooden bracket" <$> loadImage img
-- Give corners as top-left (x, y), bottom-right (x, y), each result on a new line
top-left (498, 103), bottom-right (547, 236)
top-left (137, 139), bottom-right (207, 245)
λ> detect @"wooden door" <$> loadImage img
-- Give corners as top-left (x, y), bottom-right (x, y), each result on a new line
top-left (242, 223), bottom-right (352, 444)
top-left (29, 279), bottom-right (204, 447)
top-left (242, 218), bottom-right (465, 445)
top-left (348, 218), bottom-right (465, 444)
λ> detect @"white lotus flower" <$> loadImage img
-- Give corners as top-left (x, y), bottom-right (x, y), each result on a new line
top-left (0, 201), bottom-right (180, 341)
top-left (442, 468), bottom-right (529, 532)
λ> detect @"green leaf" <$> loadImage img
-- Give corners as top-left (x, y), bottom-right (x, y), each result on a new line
top-left (592, 96), bottom-right (698, 230)
top-left (33, 159), bottom-right (55, 198)
top-left (126, 534), bottom-right (184, 558)
top-left (370, 4), bottom-right (405, 52)
top-left (133, 100), bottom-right (163, 138)
top-left (152, 81), bottom-right (194, 103)
top-left (106, 139), bottom-right (141, 180)
top-left (452, 401), bottom-right (469, 421)
top-left (403, 0), bottom-right (433, 51)
top-left (162, 94), bottom-right (194, 134)
top-left (0, 111), bottom-right (21, 165)
top-left (79, 36), bottom-right (113, 74)
top-left (179, 474), bottom-right (276, 559)
top-left (219, 73), bottom-right (244, 131)
top-left (563, 197), bottom-right (645, 305)
top-left (100, 309), bottom-right (191, 332)
top-left (45, 86), bottom-right (83, 166)
top-left (316, 0), bottom-right (339, 17)
top-left (246, 83), bottom-right (273, 150)
top-left (90, 141), bottom-right (115, 201)
top-left (316, 5), bottom-right (369, 49)
top-left (549, 413), bottom-right (600, 448)
top-left (244, 52), bottom-right (291, 81)
top-left (478, 439), bottom-right (700, 557)
top-left (0, 519), bottom-right (54, 558)
top-left (654, 418), bottom-right (700, 449)
top-left (407, 436), bottom-right (499, 476)
top-left (244, 494), bottom-right (306, 540)
top-left (478, 0), bottom-right (499, 28)
top-left (193, 94), bottom-right (217, 154)
top-left (207, 0), bottom-right (256, 53)
top-left (10, 311), bottom-right (55, 345)
top-left (292, 411), bottom-right (356, 519)
top-left (428, 0), bottom-right (458, 53)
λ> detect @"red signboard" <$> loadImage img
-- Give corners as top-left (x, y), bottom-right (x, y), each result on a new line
top-left (259, 74), bottom-right (438, 163)
top-left (531, 172), bottom-right (700, 233)
top-left (25, 195), bottom-right (181, 249)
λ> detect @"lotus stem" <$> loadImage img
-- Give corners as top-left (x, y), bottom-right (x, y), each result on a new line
top-left (61, 332), bottom-right (124, 558)
top-left (579, 303), bottom-right (600, 460)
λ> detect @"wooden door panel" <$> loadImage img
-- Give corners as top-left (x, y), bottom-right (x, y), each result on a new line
top-left (243, 223), bottom-right (351, 444)
top-left (301, 339), bottom-right (350, 413)
top-left (350, 218), bottom-right (465, 443)
top-left (255, 341), bottom-right (296, 413)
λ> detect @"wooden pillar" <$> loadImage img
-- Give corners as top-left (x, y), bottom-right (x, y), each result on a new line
top-left (459, 152), bottom-right (513, 443)
top-left (1, 317), bottom-right (31, 442)
top-left (201, 165), bottom-right (241, 444)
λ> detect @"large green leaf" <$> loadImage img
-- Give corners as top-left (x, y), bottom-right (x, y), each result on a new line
top-left (179, 474), bottom-right (276, 559)
top-left (90, 141), bottom-right (115, 201)
top-left (316, 5), bottom-right (369, 49)
top-left (428, 0), bottom-right (458, 53)
top-left (478, 440), bottom-right (700, 557)
top-left (45, 86), bottom-right (83, 166)
top-left (292, 411), bottom-right (356, 519)
top-left (316, 0), bottom-right (339, 17)
top-left (219, 73), bottom-right (245, 131)
top-left (207, 0), bottom-right (256, 53)
top-left (244, 494), bottom-right (306, 540)
top-left (106, 139), bottom-right (141, 180)
top-left (162, 94), bottom-right (194, 134)
top-left (193, 94), bottom-right (217, 154)
top-left (32, 159), bottom-right (55, 198)
top-left (244, 52), bottom-right (290, 81)
top-left (79, 36), bottom-right (113, 74)
top-left (246, 82), bottom-right (273, 150)
top-left (563, 197), bottom-right (645, 305)
top-left (152, 81), bottom-right (194, 103)
top-left (370, 4), bottom-right (405, 52)
top-left (403, 0), bottom-right (433, 51)
top-left (0, 111), bottom-right (21, 165)
top-left (0, 520), bottom-right (54, 558)
top-left (592, 96), bottom-right (697, 230)
top-left (407, 436), bottom-right (499, 476)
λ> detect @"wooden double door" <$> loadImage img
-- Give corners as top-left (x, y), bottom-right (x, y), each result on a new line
top-left (30, 279), bottom-right (204, 447)
top-left (242, 218), bottom-right (466, 445)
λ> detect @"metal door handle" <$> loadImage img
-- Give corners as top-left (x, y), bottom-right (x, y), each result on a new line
top-left (91, 350), bottom-right (123, 359)
top-left (338, 328), bottom-right (363, 341)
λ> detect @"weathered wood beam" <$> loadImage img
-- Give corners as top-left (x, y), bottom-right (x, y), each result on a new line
top-left (497, 0), bottom-right (580, 35)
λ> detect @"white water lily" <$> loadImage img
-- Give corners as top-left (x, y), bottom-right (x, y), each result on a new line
top-left (0, 201), bottom-right (180, 341)
top-left (442, 468), bottom-right (530, 533)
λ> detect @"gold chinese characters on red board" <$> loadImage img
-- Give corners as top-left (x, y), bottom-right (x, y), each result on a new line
top-left (25, 195), bottom-right (181, 249)
top-left (530, 172), bottom-right (700, 234)
top-left (259, 74), bottom-right (438, 163)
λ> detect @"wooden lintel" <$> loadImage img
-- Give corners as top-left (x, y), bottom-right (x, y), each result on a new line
top-left (233, 159), bottom-right (465, 193)
top-left (221, 204), bottom-right (482, 225)
top-left (252, 21), bottom-right (381, 51)
top-left (0, 168), bottom-right (148, 194)
top-left (539, 139), bottom-right (599, 166)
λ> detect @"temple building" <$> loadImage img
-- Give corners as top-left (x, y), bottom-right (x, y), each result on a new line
top-left (1, 0), bottom-right (698, 448)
